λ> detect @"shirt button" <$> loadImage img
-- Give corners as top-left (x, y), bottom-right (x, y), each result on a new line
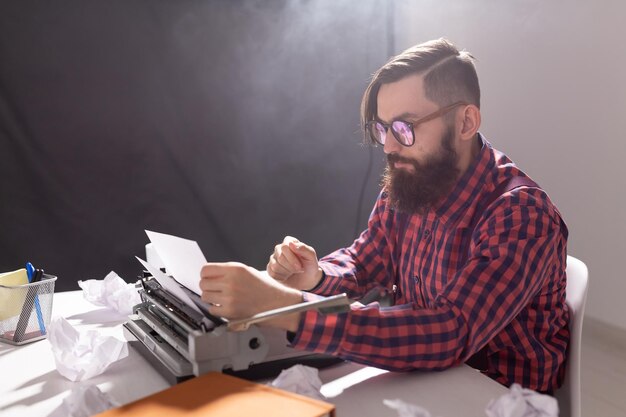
top-left (414, 275), bottom-right (420, 284)
top-left (423, 229), bottom-right (430, 236)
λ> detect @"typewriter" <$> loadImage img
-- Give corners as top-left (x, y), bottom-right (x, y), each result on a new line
top-left (123, 272), bottom-right (349, 385)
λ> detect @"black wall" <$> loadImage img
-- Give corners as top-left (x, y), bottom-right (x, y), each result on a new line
top-left (0, 0), bottom-right (390, 290)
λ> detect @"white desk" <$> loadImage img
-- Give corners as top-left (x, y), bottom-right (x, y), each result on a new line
top-left (0, 291), bottom-right (508, 417)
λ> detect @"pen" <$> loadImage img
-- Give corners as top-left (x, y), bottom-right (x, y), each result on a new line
top-left (14, 266), bottom-right (46, 342)
top-left (26, 263), bottom-right (46, 335)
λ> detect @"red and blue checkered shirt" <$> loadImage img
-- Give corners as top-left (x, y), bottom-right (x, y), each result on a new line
top-left (290, 134), bottom-right (569, 393)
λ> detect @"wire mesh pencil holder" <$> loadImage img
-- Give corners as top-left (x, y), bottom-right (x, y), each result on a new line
top-left (0, 274), bottom-right (57, 345)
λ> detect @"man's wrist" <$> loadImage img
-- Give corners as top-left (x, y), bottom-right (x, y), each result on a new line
top-left (264, 288), bottom-right (304, 332)
top-left (305, 267), bottom-right (326, 292)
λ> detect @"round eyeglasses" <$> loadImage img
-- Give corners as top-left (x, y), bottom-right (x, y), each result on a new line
top-left (365, 101), bottom-right (468, 147)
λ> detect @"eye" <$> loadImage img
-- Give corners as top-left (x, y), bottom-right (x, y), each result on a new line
top-left (392, 121), bottom-right (411, 136)
top-left (391, 121), bottom-right (413, 145)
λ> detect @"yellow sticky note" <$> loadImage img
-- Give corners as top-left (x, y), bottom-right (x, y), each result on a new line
top-left (0, 268), bottom-right (29, 320)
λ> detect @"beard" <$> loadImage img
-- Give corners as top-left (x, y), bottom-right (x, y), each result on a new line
top-left (381, 125), bottom-right (460, 214)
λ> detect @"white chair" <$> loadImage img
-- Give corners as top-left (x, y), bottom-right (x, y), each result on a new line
top-left (555, 255), bottom-right (589, 417)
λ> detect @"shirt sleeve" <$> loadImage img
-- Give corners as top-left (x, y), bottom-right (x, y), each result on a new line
top-left (289, 188), bottom-right (566, 372)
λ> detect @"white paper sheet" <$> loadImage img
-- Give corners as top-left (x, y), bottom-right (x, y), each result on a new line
top-left (145, 230), bottom-right (206, 295)
top-left (135, 256), bottom-right (203, 315)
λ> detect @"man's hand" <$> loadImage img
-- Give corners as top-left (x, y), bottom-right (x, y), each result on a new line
top-left (199, 262), bottom-right (303, 331)
top-left (266, 236), bottom-right (324, 290)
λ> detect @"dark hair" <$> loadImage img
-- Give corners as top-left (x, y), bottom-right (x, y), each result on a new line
top-left (361, 38), bottom-right (480, 132)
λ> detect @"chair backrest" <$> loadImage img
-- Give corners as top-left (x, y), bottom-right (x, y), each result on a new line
top-left (555, 255), bottom-right (589, 417)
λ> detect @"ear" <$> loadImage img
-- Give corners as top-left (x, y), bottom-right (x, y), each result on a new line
top-left (458, 104), bottom-right (481, 141)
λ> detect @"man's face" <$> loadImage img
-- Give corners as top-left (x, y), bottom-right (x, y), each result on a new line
top-left (377, 74), bottom-right (460, 213)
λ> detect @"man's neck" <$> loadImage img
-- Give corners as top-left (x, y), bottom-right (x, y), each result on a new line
top-left (457, 134), bottom-right (480, 176)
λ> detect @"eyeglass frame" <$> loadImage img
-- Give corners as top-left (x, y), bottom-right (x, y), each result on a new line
top-left (365, 101), bottom-right (469, 147)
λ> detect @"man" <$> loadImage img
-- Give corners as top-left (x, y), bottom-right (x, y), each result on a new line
top-left (199, 38), bottom-right (569, 394)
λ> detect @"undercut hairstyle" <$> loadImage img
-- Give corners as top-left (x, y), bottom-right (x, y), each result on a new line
top-left (361, 38), bottom-right (480, 134)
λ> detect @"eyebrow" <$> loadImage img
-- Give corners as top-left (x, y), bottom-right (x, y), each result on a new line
top-left (378, 112), bottom-right (421, 124)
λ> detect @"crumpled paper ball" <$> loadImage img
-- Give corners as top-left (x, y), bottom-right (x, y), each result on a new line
top-left (48, 317), bottom-right (128, 382)
top-left (60, 383), bottom-right (119, 417)
top-left (78, 271), bottom-right (141, 315)
top-left (486, 383), bottom-right (558, 417)
top-left (271, 364), bottom-right (327, 401)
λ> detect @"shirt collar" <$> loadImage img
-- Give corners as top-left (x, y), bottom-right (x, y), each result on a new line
top-left (432, 132), bottom-right (496, 225)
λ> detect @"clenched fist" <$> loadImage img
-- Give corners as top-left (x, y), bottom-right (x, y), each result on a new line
top-left (266, 236), bottom-right (324, 290)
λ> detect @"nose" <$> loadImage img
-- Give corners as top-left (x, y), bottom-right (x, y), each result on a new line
top-left (383, 133), bottom-right (401, 155)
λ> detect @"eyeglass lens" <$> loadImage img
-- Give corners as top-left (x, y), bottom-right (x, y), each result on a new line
top-left (370, 121), bottom-right (413, 146)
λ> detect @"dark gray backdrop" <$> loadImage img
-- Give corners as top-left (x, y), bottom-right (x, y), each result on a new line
top-left (0, 0), bottom-right (391, 291)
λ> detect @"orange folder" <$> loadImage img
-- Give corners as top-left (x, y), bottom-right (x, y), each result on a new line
top-left (97, 372), bottom-right (335, 417)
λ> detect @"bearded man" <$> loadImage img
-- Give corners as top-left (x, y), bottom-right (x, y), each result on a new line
top-left (199, 38), bottom-right (569, 394)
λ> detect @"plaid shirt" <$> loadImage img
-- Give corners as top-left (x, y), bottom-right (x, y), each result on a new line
top-left (290, 134), bottom-right (569, 393)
